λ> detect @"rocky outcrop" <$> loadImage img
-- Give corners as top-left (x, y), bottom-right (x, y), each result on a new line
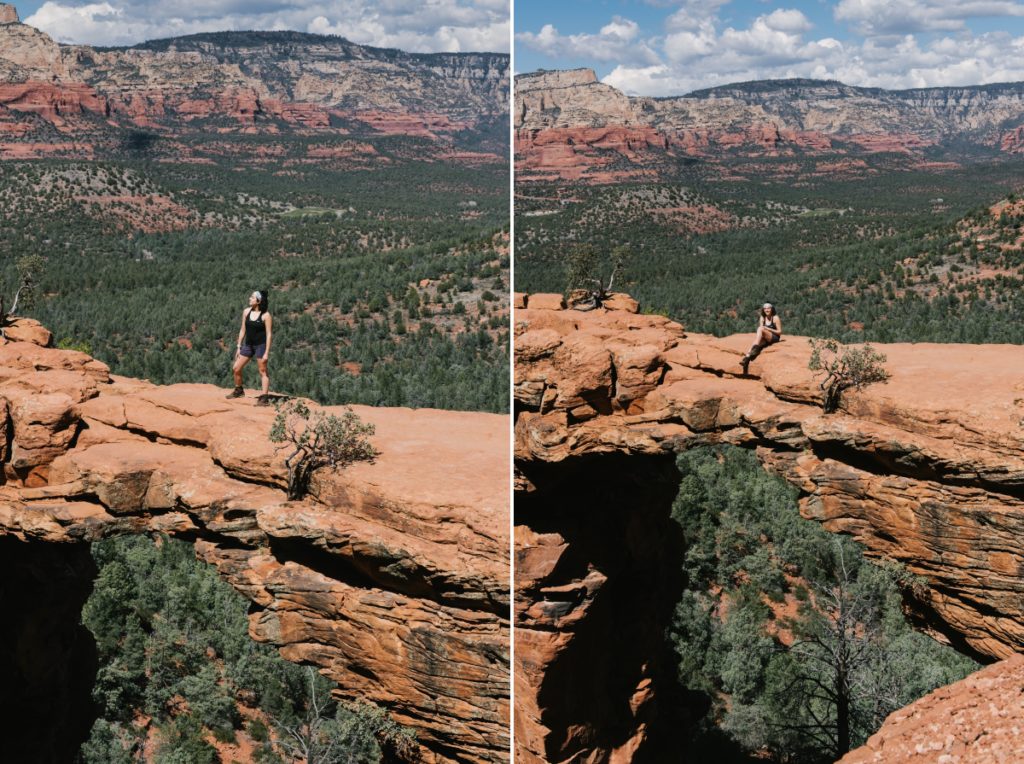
top-left (839, 654), bottom-right (1024, 764)
top-left (513, 296), bottom-right (1024, 762)
top-left (0, 319), bottom-right (509, 764)
top-left (0, 7), bottom-right (508, 155)
top-left (515, 70), bottom-right (1024, 180)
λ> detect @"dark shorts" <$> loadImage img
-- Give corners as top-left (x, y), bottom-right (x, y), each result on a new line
top-left (240, 343), bottom-right (266, 359)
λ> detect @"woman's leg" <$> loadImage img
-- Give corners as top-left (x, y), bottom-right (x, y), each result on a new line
top-left (747, 327), bottom-right (770, 355)
top-left (233, 354), bottom-right (250, 387)
top-left (257, 358), bottom-right (270, 395)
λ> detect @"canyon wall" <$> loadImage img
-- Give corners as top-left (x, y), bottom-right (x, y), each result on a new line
top-left (0, 5), bottom-right (509, 157)
top-left (0, 319), bottom-right (509, 764)
top-left (515, 70), bottom-right (1024, 180)
top-left (513, 294), bottom-right (1024, 762)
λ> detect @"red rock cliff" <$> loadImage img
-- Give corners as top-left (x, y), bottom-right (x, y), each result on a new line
top-left (0, 319), bottom-right (509, 764)
top-left (513, 294), bottom-right (1024, 763)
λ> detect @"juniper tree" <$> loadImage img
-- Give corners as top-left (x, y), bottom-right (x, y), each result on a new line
top-left (0, 254), bottom-right (44, 331)
top-left (269, 400), bottom-right (378, 500)
top-left (808, 338), bottom-right (890, 413)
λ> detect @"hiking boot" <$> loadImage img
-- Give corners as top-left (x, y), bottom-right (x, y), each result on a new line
top-left (226, 386), bottom-right (244, 399)
top-left (740, 355), bottom-right (750, 376)
top-left (256, 394), bottom-right (272, 407)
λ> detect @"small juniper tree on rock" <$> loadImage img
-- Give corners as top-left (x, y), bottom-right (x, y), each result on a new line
top-left (565, 246), bottom-right (625, 311)
top-left (808, 338), bottom-right (890, 413)
top-left (269, 400), bottom-right (378, 500)
top-left (0, 254), bottom-right (44, 334)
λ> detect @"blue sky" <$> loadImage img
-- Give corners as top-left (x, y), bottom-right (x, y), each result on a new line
top-left (515, 0), bottom-right (1024, 94)
top-left (12, 0), bottom-right (508, 50)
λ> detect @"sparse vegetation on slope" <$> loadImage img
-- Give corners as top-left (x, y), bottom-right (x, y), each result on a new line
top-left (2, 157), bottom-right (509, 413)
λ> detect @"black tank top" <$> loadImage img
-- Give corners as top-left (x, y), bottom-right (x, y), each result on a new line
top-left (244, 310), bottom-right (267, 345)
top-left (761, 315), bottom-right (777, 330)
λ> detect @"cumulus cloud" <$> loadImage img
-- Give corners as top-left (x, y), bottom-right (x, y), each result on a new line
top-left (522, 2), bottom-right (1024, 96)
top-left (23, 0), bottom-right (509, 51)
top-left (516, 16), bottom-right (661, 65)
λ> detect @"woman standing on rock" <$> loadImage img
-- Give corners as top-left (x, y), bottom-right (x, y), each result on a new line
top-left (227, 289), bottom-right (273, 404)
top-left (740, 302), bottom-right (781, 375)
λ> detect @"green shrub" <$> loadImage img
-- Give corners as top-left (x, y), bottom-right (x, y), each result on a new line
top-left (269, 399), bottom-right (378, 499)
top-left (808, 338), bottom-right (890, 412)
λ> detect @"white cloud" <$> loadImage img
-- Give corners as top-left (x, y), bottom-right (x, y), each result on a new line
top-left (763, 8), bottom-right (813, 33)
top-left (835, 0), bottom-right (1024, 36)
top-left (23, 0), bottom-right (510, 51)
top-left (554, 3), bottom-right (1024, 96)
top-left (516, 16), bottom-right (660, 65)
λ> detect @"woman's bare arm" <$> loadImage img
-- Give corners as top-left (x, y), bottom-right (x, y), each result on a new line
top-left (262, 313), bottom-right (272, 359)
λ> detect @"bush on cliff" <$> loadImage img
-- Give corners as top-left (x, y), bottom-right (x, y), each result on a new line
top-left (564, 245), bottom-right (625, 310)
top-left (0, 253), bottom-right (43, 331)
top-left (808, 338), bottom-right (890, 413)
top-left (269, 399), bottom-right (379, 500)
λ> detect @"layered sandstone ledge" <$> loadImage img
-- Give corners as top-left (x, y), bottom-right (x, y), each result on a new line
top-left (513, 294), bottom-right (1024, 762)
top-left (0, 319), bottom-right (509, 764)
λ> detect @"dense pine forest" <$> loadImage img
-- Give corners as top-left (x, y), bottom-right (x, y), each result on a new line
top-left (515, 160), bottom-right (1024, 344)
top-left (1, 147), bottom-right (509, 413)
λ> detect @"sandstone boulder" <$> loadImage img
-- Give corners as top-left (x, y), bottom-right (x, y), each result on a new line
top-left (527, 292), bottom-right (565, 311)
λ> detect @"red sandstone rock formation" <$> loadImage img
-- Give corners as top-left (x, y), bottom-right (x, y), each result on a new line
top-left (514, 69), bottom-right (1024, 181)
top-left (839, 654), bottom-right (1024, 764)
top-left (0, 9), bottom-right (508, 154)
top-left (1000, 126), bottom-right (1024, 153)
top-left (0, 80), bottom-right (107, 125)
top-left (0, 318), bottom-right (509, 764)
top-left (513, 296), bottom-right (1024, 763)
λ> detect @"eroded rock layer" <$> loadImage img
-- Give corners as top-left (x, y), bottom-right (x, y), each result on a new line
top-left (0, 6), bottom-right (508, 158)
top-left (514, 69), bottom-right (1024, 180)
top-left (513, 294), bottom-right (1024, 763)
top-left (0, 319), bottom-right (509, 764)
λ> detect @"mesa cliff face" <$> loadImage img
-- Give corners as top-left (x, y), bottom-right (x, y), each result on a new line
top-left (0, 320), bottom-right (509, 764)
top-left (515, 70), bottom-right (1024, 180)
top-left (0, 5), bottom-right (509, 159)
top-left (513, 294), bottom-right (1024, 763)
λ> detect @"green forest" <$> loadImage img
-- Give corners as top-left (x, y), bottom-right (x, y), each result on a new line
top-left (0, 152), bottom-right (509, 413)
top-left (668, 446), bottom-right (977, 763)
top-left (515, 160), bottom-right (1024, 344)
top-left (77, 536), bottom-right (412, 763)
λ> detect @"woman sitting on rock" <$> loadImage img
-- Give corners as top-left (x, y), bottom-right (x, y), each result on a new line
top-left (740, 302), bottom-right (781, 375)
top-left (227, 289), bottom-right (273, 404)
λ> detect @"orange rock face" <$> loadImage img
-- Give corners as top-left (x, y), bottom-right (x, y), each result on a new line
top-left (514, 295), bottom-right (1024, 763)
top-left (0, 325), bottom-right (509, 763)
top-left (0, 80), bottom-right (108, 125)
top-left (839, 655), bottom-right (1024, 764)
